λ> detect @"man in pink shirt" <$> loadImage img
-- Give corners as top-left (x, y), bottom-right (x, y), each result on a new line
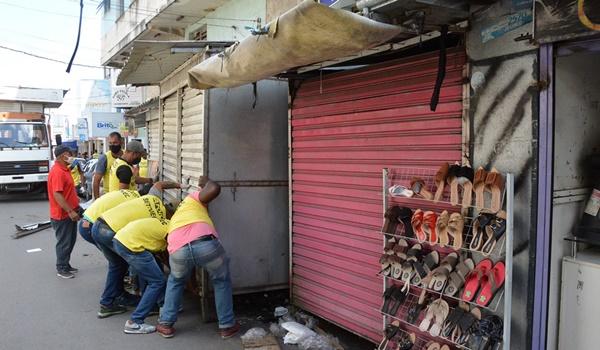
top-left (156, 176), bottom-right (239, 339)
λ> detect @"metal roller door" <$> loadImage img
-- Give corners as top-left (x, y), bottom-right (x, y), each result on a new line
top-left (146, 110), bottom-right (160, 162)
top-left (181, 87), bottom-right (205, 196)
top-left (161, 93), bottom-right (179, 204)
top-left (291, 49), bottom-right (466, 341)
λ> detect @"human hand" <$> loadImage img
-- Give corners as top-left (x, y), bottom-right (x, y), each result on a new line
top-left (68, 210), bottom-right (80, 222)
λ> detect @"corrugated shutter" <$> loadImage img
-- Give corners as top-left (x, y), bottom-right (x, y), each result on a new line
top-left (181, 87), bottom-right (205, 196)
top-left (147, 118), bottom-right (159, 162)
top-left (161, 93), bottom-right (179, 203)
top-left (290, 49), bottom-right (465, 341)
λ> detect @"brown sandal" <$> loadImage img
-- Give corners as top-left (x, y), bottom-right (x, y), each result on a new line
top-left (434, 163), bottom-right (449, 202)
top-left (446, 164), bottom-right (461, 206)
top-left (447, 213), bottom-right (464, 250)
top-left (410, 177), bottom-right (434, 200)
top-left (473, 166), bottom-right (488, 210)
top-left (436, 210), bottom-right (450, 247)
top-left (485, 168), bottom-right (504, 212)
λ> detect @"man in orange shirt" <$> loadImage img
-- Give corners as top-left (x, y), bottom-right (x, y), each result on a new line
top-left (47, 145), bottom-right (81, 279)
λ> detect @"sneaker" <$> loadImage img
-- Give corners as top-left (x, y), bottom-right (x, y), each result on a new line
top-left (124, 320), bottom-right (156, 334)
top-left (219, 321), bottom-right (240, 339)
top-left (116, 293), bottom-right (140, 308)
top-left (97, 304), bottom-right (128, 318)
top-left (57, 271), bottom-right (75, 279)
top-left (67, 266), bottom-right (79, 273)
top-left (156, 324), bottom-right (175, 338)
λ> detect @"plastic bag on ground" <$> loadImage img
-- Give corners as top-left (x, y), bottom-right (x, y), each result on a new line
top-left (270, 322), bottom-right (287, 338)
top-left (298, 334), bottom-right (335, 350)
top-left (282, 321), bottom-right (317, 344)
top-left (241, 327), bottom-right (268, 343)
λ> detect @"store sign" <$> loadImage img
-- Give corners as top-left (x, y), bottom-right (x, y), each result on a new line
top-left (89, 112), bottom-right (125, 138)
top-left (112, 86), bottom-right (143, 108)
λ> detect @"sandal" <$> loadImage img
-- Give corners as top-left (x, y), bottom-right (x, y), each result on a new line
top-left (476, 261), bottom-right (505, 307)
top-left (423, 211), bottom-right (438, 245)
top-left (419, 301), bottom-right (437, 333)
top-left (381, 285), bottom-right (397, 314)
top-left (436, 211), bottom-right (450, 247)
top-left (481, 215), bottom-right (506, 256)
top-left (411, 209), bottom-right (426, 242)
top-left (469, 213), bottom-right (495, 251)
top-left (383, 206), bottom-right (404, 234)
top-left (396, 332), bottom-right (416, 350)
top-left (485, 168), bottom-right (504, 212)
top-left (462, 259), bottom-right (493, 302)
top-left (468, 315), bottom-right (504, 350)
top-left (425, 342), bottom-right (441, 350)
top-left (391, 239), bottom-right (409, 278)
top-left (452, 307), bottom-right (482, 345)
top-left (457, 165), bottom-right (474, 208)
top-left (401, 244), bottom-right (423, 285)
top-left (379, 254), bottom-right (393, 276)
top-left (388, 287), bottom-right (409, 316)
top-left (446, 164), bottom-right (461, 206)
top-left (428, 252), bottom-right (459, 292)
top-left (441, 302), bottom-right (469, 338)
top-left (434, 163), bottom-right (449, 202)
top-left (377, 320), bottom-right (400, 350)
top-left (406, 289), bottom-right (428, 324)
top-left (410, 177), bottom-right (434, 200)
top-left (447, 212), bottom-right (465, 250)
top-left (473, 167), bottom-right (488, 210)
top-left (429, 299), bottom-right (450, 337)
top-left (444, 258), bottom-right (475, 296)
top-left (412, 250), bottom-right (439, 286)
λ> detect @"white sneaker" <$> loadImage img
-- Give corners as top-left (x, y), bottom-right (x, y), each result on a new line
top-left (124, 320), bottom-right (156, 334)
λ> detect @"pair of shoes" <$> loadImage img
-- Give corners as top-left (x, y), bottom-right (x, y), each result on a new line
top-left (219, 321), bottom-right (241, 339)
top-left (57, 271), bottom-right (75, 279)
top-left (124, 320), bottom-right (156, 334)
top-left (156, 324), bottom-right (175, 338)
top-left (68, 265), bottom-right (79, 273)
top-left (97, 304), bottom-right (128, 318)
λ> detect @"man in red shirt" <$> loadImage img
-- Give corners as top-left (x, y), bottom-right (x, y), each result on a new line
top-left (48, 145), bottom-right (81, 279)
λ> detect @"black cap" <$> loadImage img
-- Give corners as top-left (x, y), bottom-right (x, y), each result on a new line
top-left (54, 145), bottom-right (71, 157)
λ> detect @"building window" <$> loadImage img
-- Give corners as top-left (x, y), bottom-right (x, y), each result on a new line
top-left (103, 0), bottom-right (111, 14)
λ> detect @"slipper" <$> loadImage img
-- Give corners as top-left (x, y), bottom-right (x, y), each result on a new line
top-left (428, 252), bottom-right (458, 292)
top-left (381, 286), bottom-right (397, 314)
top-left (440, 345), bottom-right (450, 350)
top-left (410, 177), bottom-right (434, 200)
top-left (383, 206), bottom-right (404, 234)
top-left (411, 209), bottom-right (426, 242)
top-left (401, 244), bottom-right (423, 285)
top-left (473, 167), bottom-right (488, 210)
top-left (468, 315), bottom-right (504, 350)
top-left (461, 259), bottom-right (493, 302)
top-left (388, 287), bottom-right (408, 316)
top-left (434, 163), bottom-right (449, 202)
top-left (457, 166), bottom-right (474, 208)
top-left (452, 307), bottom-right (482, 345)
top-left (425, 342), bottom-right (441, 350)
top-left (379, 254), bottom-right (392, 276)
top-left (406, 289), bottom-right (428, 324)
top-left (444, 258), bottom-right (475, 296)
top-left (429, 299), bottom-right (450, 337)
top-left (476, 261), bottom-right (505, 307)
top-left (396, 332), bottom-right (416, 350)
top-left (441, 302), bottom-right (469, 338)
top-left (485, 168), bottom-right (504, 212)
top-left (378, 320), bottom-right (400, 350)
top-left (397, 207), bottom-right (414, 237)
top-left (412, 250), bottom-right (439, 286)
top-left (446, 164), bottom-right (461, 206)
top-left (391, 239), bottom-right (409, 278)
top-left (447, 213), bottom-right (464, 250)
top-left (422, 211), bottom-right (438, 245)
top-left (469, 213), bottom-right (495, 251)
top-left (419, 302), bottom-right (437, 333)
top-left (481, 216), bottom-right (506, 256)
top-left (436, 211), bottom-right (450, 247)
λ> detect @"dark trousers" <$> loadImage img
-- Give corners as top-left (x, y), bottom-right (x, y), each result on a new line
top-left (51, 218), bottom-right (77, 272)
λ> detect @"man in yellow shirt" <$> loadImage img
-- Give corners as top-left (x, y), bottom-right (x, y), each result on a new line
top-left (92, 132), bottom-right (122, 199)
top-left (108, 140), bottom-right (153, 192)
top-left (91, 181), bottom-right (181, 319)
top-left (113, 217), bottom-right (169, 334)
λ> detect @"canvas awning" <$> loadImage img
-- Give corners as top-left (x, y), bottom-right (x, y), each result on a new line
top-left (187, 0), bottom-right (406, 90)
top-left (117, 41), bottom-right (233, 86)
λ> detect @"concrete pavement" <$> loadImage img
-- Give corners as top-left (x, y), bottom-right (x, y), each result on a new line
top-left (0, 194), bottom-right (242, 350)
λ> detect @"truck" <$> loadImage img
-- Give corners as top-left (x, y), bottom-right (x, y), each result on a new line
top-left (0, 112), bottom-right (52, 193)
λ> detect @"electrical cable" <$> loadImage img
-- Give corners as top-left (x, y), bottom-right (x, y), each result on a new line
top-left (0, 44), bottom-right (104, 69)
top-left (66, 0), bottom-right (84, 73)
top-left (0, 27), bottom-right (100, 51)
top-left (0, 0), bottom-right (114, 22)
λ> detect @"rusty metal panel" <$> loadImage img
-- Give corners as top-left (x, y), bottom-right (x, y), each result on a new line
top-left (181, 87), bottom-right (205, 196)
top-left (291, 49), bottom-right (465, 342)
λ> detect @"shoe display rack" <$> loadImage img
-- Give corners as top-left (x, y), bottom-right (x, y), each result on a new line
top-left (377, 166), bottom-right (514, 350)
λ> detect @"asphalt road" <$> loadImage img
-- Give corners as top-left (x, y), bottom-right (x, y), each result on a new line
top-left (0, 193), bottom-right (243, 350)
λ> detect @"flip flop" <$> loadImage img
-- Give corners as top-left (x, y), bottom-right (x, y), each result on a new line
top-left (469, 213), bottom-right (494, 251)
top-left (396, 332), bottom-right (416, 350)
top-left (473, 167), bottom-right (488, 210)
top-left (378, 320), bottom-right (400, 350)
top-left (457, 166), bottom-right (474, 208)
top-left (447, 213), bottom-right (464, 250)
top-left (434, 163), bottom-right (449, 202)
top-left (476, 261), bottom-right (505, 307)
top-left (401, 244), bottom-right (423, 285)
top-left (423, 211), bottom-right (438, 245)
top-left (410, 177), bottom-right (434, 200)
top-left (412, 250), bottom-right (440, 286)
top-left (419, 302), bottom-right (437, 333)
top-left (481, 216), bottom-right (506, 256)
top-left (429, 299), bottom-right (450, 337)
top-left (452, 307), bottom-right (481, 345)
top-left (461, 259), bottom-right (493, 302)
top-left (436, 211), bottom-right (450, 247)
top-left (411, 209), bottom-right (426, 243)
top-left (428, 252), bottom-right (459, 292)
top-left (446, 164), bottom-right (461, 206)
top-left (485, 168), bottom-right (504, 212)
top-left (444, 258), bottom-right (475, 296)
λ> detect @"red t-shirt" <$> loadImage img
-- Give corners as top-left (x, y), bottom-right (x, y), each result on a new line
top-left (47, 162), bottom-right (79, 220)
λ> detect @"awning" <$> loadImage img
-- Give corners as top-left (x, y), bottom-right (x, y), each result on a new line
top-left (187, 0), bottom-right (406, 89)
top-left (117, 41), bottom-right (233, 86)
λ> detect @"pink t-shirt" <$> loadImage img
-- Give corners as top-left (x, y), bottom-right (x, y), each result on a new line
top-left (167, 191), bottom-right (218, 254)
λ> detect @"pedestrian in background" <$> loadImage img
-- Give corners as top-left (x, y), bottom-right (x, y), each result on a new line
top-left (48, 145), bottom-right (81, 279)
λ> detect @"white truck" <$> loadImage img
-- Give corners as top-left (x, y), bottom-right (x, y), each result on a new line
top-left (0, 112), bottom-right (52, 193)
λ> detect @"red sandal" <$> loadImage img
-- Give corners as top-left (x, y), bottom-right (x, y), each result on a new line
top-left (411, 209), bottom-right (426, 243)
top-left (461, 259), bottom-right (493, 302)
top-left (423, 211), bottom-right (438, 245)
top-left (476, 261), bottom-right (505, 307)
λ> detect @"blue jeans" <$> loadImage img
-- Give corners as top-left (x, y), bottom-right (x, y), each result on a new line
top-left (113, 240), bottom-right (166, 324)
top-left (91, 220), bottom-right (128, 307)
top-left (51, 218), bottom-right (77, 272)
top-left (159, 239), bottom-right (235, 328)
top-left (78, 219), bottom-right (98, 248)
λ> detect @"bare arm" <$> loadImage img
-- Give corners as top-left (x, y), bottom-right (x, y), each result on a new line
top-left (152, 181), bottom-right (181, 191)
top-left (135, 176), bottom-right (154, 184)
top-left (197, 176), bottom-right (221, 204)
top-left (92, 173), bottom-right (102, 199)
top-left (53, 191), bottom-right (80, 221)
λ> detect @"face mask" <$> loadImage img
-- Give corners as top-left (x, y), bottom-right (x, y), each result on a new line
top-left (109, 144), bottom-right (121, 154)
top-left (131, 157), bottom-right (142, 165)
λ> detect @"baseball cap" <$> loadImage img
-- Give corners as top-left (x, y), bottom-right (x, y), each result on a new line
top-left (126, 140), bottom-right (145, 153)
top-left (54, 145), bottom-right (72, 157)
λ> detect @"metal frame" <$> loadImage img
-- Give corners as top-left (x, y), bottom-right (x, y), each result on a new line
top-left (531, 43), bottom-right (553, 350)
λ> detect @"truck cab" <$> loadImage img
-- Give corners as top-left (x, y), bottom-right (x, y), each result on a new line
top-left (0, 112), bottom-right (52, 193)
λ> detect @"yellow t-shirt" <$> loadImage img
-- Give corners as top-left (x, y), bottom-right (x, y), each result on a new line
top-left (101, 195), bottom-right (166, 232)
top-left (83, 189), bottom-right (140, 223)
top-left (139, 158), bottom-right (148, 178)
top-left (168, 195), bottom-right (215, 233)
top-left (70, 166), bottom-right (81, 186)
top-left (114, 217), bottom-right (169, 253)
top-left (108, 158), bottom-right (136, 192)
top-left (102, 152), bottom-right (117, 194)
